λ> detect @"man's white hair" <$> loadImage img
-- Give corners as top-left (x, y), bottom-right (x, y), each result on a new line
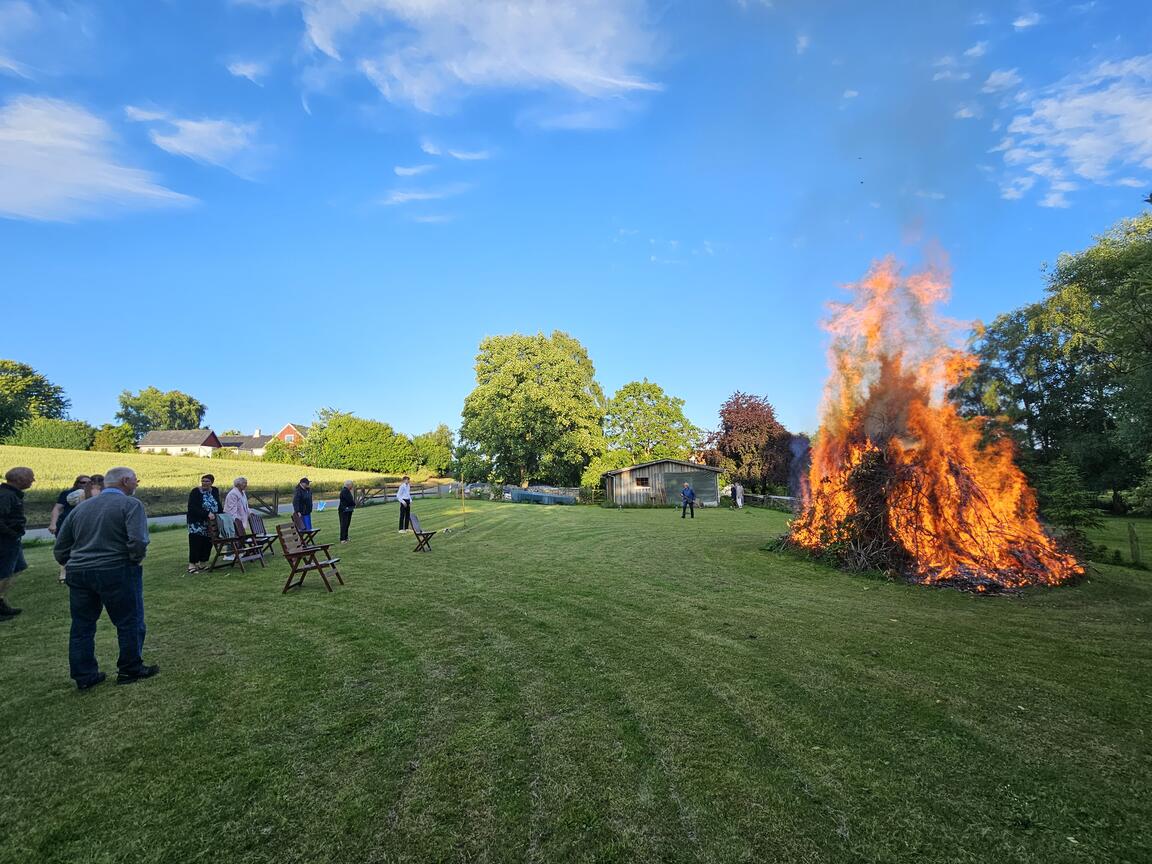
top-left (233, 477), bottom-right (247, 487)
top-left (343, 479), bottom-right (354, 488)
top-left (105, 466), bottom-right (136, 487)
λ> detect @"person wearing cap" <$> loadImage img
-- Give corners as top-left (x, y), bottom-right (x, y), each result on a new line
top-left (293, 478), bottom-right (313, 531)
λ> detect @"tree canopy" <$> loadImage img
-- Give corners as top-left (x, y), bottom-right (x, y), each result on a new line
top-left (413, 424), bottom-right (455, 477)
top-left (460, 331), bottom-right (606, 486)
top-left (300, 411), bottom-right (416, 474)
top-left (0, 360), bottom-right (70, 436)
top-left (116, 387), bottom-right (207, 439)
top-left (604, 379), bottom-right (700, 463)
top-left (92, 423), bottom-right (138, 453)
top-left (702, 392), bottom-right (792, 493)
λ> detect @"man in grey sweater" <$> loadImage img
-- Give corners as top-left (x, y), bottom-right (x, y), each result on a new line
top-left (54, 466), bottom-right (159, 690)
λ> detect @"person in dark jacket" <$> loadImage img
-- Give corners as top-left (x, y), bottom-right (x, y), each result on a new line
top-left (681, 482), bottom-right (696, 519)
top-left (0, 466), bottom-right (34, 620)
top-left (293, 478), bottom-right (313, 531)
top-left (186, 473), bottom-right (222, 573)
top-left (338, 480), bottom-right (356, 543)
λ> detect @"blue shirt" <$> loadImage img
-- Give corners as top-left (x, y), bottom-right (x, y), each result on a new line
top-left (681, 486), bottom-right (696, 502)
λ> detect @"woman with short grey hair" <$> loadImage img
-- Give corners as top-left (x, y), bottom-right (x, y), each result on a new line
top-left (223, 476), bottom-right (251, 533)
top-left (338, 479), bottom-right (356, 544)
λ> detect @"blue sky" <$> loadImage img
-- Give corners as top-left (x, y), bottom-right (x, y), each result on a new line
top-left (2, 0), bottom-right (1150, 439)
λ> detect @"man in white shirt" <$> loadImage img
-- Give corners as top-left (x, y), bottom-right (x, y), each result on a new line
top-left (396, 475), bottom-right (412, 533)
top-left (224, 477), bottom-right (252, 531)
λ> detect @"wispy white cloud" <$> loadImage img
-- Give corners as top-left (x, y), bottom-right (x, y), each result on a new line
top-left (381, 183), bottom-right (470, 205)
top-left (795, 34), bottom-right (810, 55)
top-left (421, 139), bottom-right (490, 161)
top-left (964, 41), bottom-right (989, 59)
top-left (933, 69), bottom-right (971, 82)
top-left (1013, 12), bottom-right (1041, 30)
top-left (125, 106), bottom-right (259, 174)
top-left (412, 213), bottom-right (454, 223)
top-left (227, 60), bottom-right (267, 85)
top-left (954, 104), bottom-right (981, 119)
top-left (842, 89), bottom-right (859, 99)
top-left (0, 96), bottom-right (192, 221)
top-left (994, 55), bottom-right (1152, 205)
top-left (294, 0), bottom-right (660, 113)
top-left (982, 68), bottom-right (1022, 92)
top-left (394, 164), bottom-right (434, 176)
top-left (0, 1), bottom-right (39, 77)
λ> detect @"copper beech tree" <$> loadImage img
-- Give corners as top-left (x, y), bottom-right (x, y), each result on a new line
top-left (702, 392), bottom-right (793, 493)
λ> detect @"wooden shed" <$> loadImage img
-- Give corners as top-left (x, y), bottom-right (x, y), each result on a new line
top-left (602, 459), bottom-right (724, 507)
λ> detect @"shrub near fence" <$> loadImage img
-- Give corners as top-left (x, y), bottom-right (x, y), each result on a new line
top-left (0, 445), bottom-right (422, 527)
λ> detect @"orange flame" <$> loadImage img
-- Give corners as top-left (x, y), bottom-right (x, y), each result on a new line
top-left (790, 257), bottom-right (1080, 590)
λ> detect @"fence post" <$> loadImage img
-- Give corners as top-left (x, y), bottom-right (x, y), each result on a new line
top-left (273, 489), bottom-right (279, 515)
top-left (1129, 522), bottom-right (1143, 567)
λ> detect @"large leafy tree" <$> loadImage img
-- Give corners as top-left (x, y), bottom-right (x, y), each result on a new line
top-left (702, 392), bottom-right (792, 493)
top-left (299, 411), bottom-right (416, 474)
top-left (460, 331), bottom-right (606, 486)
top-left (0, 360), bottom-right (70, 436)
top-left (413, 424), bottom-right (455, 477)
top-left (604, 379), bottom-right (701, 463)
top-left (116, 386), bottom-right (207, 439)
top-left (1046, 212), bottom-right (1152, 463)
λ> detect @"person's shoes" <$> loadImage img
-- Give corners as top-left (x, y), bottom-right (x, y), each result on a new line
top-left (117, 665), bottom-right (160, 685)
top-left (77, 672), bottom-right (107, 692)
top-left (0, 600), bottom-right (22, 618)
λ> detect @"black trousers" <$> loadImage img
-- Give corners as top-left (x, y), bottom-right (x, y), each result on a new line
top-left (189, 532), bottom-right (212, 563)
top-left (339, 509), bottom-right (353, 541)
top-left (682, 501), bottom-right (695, 518)
top-left (399, 502), bottom-right (411, 530)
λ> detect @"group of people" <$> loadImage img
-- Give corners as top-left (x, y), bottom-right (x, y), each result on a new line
top-left (1, 464), bottom-right (159, 691)
top-left (1, 464), bottom-right (423, 692)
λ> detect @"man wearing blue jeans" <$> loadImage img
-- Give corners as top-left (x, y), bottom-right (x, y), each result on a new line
top-left (54, 466), bottom-right (158, 691)
top-left (681, 482), bottom-right (696, 518)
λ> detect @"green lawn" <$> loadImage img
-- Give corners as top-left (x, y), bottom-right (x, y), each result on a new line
top-left (2, 502), bottom-right (1149, 863)
top-left (1088, 515), bottom-right (1152, 566)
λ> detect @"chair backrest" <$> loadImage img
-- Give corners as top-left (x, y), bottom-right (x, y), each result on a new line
top-left (409, 512), bottom-right (422, 534)
top-left (276, 523), bottom-right (305, 555)
top-left (216, 516), bottom-right (238, 539)
top-left (291, 512), bottom-right (306, 532)
top-left (250, 513), bottom-right (268, 536)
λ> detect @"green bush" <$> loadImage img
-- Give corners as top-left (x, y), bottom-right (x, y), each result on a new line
top-left (91, 423), bottom-right (137, 453)
top-left (5, 417), bottom-right (95, 450)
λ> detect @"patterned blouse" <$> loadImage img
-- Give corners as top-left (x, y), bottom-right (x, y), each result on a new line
top-left (188, 489), bottom-right (220, 536)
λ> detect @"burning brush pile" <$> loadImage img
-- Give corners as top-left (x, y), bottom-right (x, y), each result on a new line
top-left (786, 257), bottom-right (1082, 592)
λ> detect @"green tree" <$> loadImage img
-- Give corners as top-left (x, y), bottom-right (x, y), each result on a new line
top-left (413, 424), bottom-right (455, 477)
top-left (262, 437), bottom-right (300, 464)
top-left (115, 387), bottom-right (207, 439)
top-left (5, 417), bottom-right (95, 450)
top-left (1046, 212), bottom-right (1152, 464)
top-left (0, 360), bottom-right (70, 436)
top-left (92, 423), bottom-right (138, 453)
top-left (1036, 457), bottom-right (1103, 553)
top-left (460, 331), bottom-right (607, 486)
top-left (300, 412), bottom-right (416, 473)
top-left (604, 379), bottom-right (701, 463)
top-left (580, 450), bottom-right (634, 488)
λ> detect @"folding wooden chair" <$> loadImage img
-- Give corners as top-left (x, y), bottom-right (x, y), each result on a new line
top-left (292, 512), bottom-right (321, 545)
top-left (247, 513), bottom-right (277, 557)
top-left (208, 516), bottom-right (266, 573)
top-left (276, 523), bottom-right (343, 593)
top-left (409, 511), bottom-right (436, 552)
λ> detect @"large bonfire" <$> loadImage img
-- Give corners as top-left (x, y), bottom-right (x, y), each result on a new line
top-left (788, 257), bottom-right (1081, 592)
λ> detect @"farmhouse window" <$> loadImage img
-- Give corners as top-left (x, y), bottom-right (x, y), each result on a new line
top-left (285, 434), bottom-right (295, 442)
top-left (636, 477), bottom-right (650, 487)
